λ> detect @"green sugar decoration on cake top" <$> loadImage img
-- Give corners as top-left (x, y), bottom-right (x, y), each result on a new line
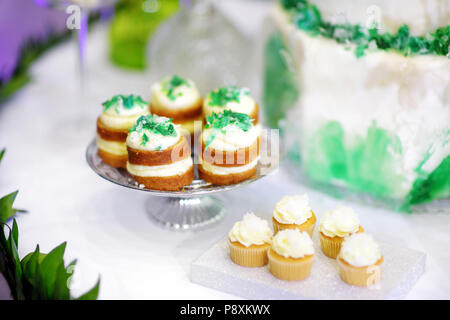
top-left (208, 86), bottom-right (250, 107)
top-left (281, 0), bottom-right (450, 58)
top-left (130, 115), bottom-right (177, 146)
top-left (161, 75), bottom-right (191, 101)
top-left (204, 110), bottom-right (254, 149)
top-left (102, 94), bottom-right (147, 113)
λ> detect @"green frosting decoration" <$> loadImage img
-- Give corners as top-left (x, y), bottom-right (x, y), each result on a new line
top-left (204, 110), bottom-right (253, 149)
top-left (130, 115), bottom-right (177, 146)
top-left (208, 86), bottom-right (250, 107)
top-left (281, 0), bottom-right (450, 58)
top-left (161, 75), bottom-right (190, 101)
top-left (102, 94), bottom-right (147, 114)
top-left (263, 31), bottom-right (299, 128)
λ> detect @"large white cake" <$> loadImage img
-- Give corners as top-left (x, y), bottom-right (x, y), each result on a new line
top-left (264, 0), bottom-right (449, 211)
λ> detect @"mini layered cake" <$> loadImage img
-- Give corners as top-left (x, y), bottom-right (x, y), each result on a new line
top-left (97, 94), bottom-right (149, 168)
top-left (337, 233), bottom-right (383, 287)
top-left (126, 115), bottom-right (194, 191)
top-left (198, 110), bottom-right (260, 185)
top-left (272, 194), bottom-right (316, 236)
top-left (150, 75), bottom-right (202, 142)
top-left (319, 206), bottom-right (364, 258)
top-left (203, 86), bottom-right (259, 123)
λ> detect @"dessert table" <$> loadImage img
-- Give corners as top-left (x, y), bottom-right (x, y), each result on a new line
top-left (0, 0), bottom-right (449, 299)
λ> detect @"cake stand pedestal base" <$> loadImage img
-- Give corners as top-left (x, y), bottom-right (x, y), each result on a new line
top-left (145, 196), bottom-right (226, 231)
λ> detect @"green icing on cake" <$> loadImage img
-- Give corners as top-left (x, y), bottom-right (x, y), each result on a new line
top-left (263, 31), bottom-right (299, 128)
top-left (303, 121), bottom-right (407, 200)
top-left (204, 110), bottom-right (253, 150)
top-left (102, 94), bottom-right (147, 113)
top-left (294, 121), bottom-right (450, 211)
top-left (130, 114), bottom-right (177, 141)
top-left (208, 86), bottom-right (249, 107)
top-left (280, 0), bottom-right (450, 58)
top-left (161, 75), bottom-right (190, 101)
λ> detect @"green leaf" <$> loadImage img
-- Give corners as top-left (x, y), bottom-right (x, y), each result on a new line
top-left (39, 242), bottom-right (67, 299)
top-left (21, 245), bottom-right (41, 287)
top-left (0, 148), bottom-right (5, 163)
top-left (0, 191), bottom-right (19, 223)
top-left (77, 278), bottom-right (100, 300)
top-left (52, 259), bottom-right (76, 300)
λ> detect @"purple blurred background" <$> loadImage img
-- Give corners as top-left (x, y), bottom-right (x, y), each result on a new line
top-left (0, 0), bottom-right (67, 83)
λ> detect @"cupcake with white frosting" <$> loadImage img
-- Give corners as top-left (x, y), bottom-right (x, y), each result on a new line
top-left (337, 233), bottom-right (383, 287)
top-left (150, 75), bottom-right (202, 141)
top-left (319, 206), bottom-right (364, 258)
top-left (203, 86), bottom-right (259, 122)
top-left (268, 229), bottom-right (314, 281)
top-left (198, 110), bottom-right (260, 185)
top-left (97, 94), bottom-right (149, 168)
top-left (126, 115), bottom-right (193, 191)
top-left (272, 194), bottom-right (316, 236)
top-left (228, 212), bottom-right (273, 267)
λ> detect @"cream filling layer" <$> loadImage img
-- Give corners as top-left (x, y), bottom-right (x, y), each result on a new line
top-left (96, 137), bottom-right (127, 156)
top-left (126, 157), bottom-right (193, 177)
top-left (199, 156), bottom-right (259, 175)
top-left (100, 109), bottom-right (148, 131)
top-left (202, 124), bottom-right (261, 151)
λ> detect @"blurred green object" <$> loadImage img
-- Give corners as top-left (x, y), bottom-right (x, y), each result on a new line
top-left (109, 0), bottom-right (179, 70)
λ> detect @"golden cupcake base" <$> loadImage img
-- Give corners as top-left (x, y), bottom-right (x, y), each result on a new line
top-left (337, 256), bottom-right (383, 287)
top-left (319, 225), bottom-right (364, 259)
top-left (229, 240), bottom-right (270, 267)
top-left (268, 249), bottom-right (314, 281)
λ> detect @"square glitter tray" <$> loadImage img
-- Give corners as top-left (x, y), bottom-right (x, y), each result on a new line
top-left (190, 234), bottom-right (426, 300)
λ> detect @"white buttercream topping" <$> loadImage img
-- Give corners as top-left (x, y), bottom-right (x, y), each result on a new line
top-left (228, 212), bottom-right (272, 247)
top-left (151, 76), bottom-right (201, 110)
top-left (273, 194), bottom-right (312, 225)
top-left (320, 206), bottom-right (360, 238)
top-left (126, 157), bottom-right (193, 177)
top-left (126, 115), bottom-right (181, 151)
top-left (271, 229), bottom-right (314, 259)
top-left (339, 233), bottom-right (382, 267)
top-left (202, 123), bottom-right (261, 152)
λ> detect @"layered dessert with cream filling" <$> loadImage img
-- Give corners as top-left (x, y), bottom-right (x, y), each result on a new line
top-left (265, 0), bottom-right (450, 211)
top-left (150, 75), bottom-right (202, 141)
top-left (319, 206), bottom-right (364, 258)
top-left (198, 110), bottom-right (260, 185)
top-left (126, 115), bottom-right (193, 191)
top-left (272, 194), bottom-right (316, 236)
top-left (97, 94), bottom-right (149, 168)
top-left (337, 233), bottom-right (383, 287)
top-left (268, 229), bottom-right (315, 281)
top-left (228, 212), bottom-right (273, 267)
top-left (203, 86), bottom-right (259, 123)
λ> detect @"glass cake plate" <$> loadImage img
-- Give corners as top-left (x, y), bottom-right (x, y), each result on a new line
top-left (86, 129), bottom-right (280, 230)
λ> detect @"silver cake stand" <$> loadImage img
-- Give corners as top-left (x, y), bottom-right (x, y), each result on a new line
top-left (86, 131), bottom-right (279, 231)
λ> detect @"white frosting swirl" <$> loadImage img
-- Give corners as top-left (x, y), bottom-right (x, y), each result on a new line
top-left (151, 77), bottom-right (201, 110)
top-left (273, 194), bottom-right (312, 225)
top-left (320, 206), bottom-right (360, 238)
top-left (339, 233), bottom-right (382, 267)
top-left (126, 157), bottom-right (193, 177)
top-left (271, 229), bottom-right (314, 259)
top-left (202, 123), bottom-right (261, 151)
top-left (228, 212), bottom-right (272, 247)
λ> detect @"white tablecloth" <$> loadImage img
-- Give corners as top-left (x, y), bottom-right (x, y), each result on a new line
top-left (0, 0), bottom-right (449, 299)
